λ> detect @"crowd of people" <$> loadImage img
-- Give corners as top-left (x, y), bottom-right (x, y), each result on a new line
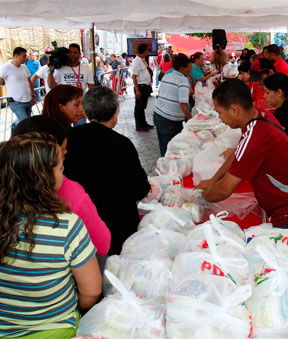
top-left (1, 40), bottom-right (288, 337)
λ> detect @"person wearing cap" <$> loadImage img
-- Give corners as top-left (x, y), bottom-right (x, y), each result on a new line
top-left (265, 44), bottom-right (288, 76)
top-left (40, 47), bottom-right (52, 66)
top-left (196, 78), bottom-right (288, 229)
top-left (246, 58), bottom-right (276, 115)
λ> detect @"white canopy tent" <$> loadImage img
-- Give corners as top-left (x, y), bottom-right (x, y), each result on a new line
top-left (0, 0), bottom-right (288, 33)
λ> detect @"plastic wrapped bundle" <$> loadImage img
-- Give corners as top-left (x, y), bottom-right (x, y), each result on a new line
top-left (215, 126), bottom-right (242, 149)
top-left (77, 271), bottom-right (167, 339)
top-left (156, 157), bottom-right (193, 178)
top-left (185, 114), bottom-right (222, 134)
top-left (244, 245), bottom-right (288, 338)
top-left (121, 225), bottom-right (186, 260)
top-left (172, 223), bottom-right (251, 287)
top-left (166, 274), bottom-right (252, 339)
top-left (166, 128), bottom-right (200, 156)
top-left (138, 206), bottom-right (194, 235)
top-left (181, 213), bottom-right (246, 254)
top-left (105, 255), bottom-right (173, 304)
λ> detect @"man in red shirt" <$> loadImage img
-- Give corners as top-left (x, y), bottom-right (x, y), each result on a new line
top-left (197, 78), bottom-right (288, 228)
top-left (266, 44), bottom-right (288, 75)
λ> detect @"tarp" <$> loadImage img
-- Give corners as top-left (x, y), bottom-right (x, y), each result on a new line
top-left (1, 0), bottom-right (288, 33)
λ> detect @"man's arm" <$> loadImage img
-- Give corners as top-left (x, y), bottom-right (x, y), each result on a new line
top-left (47, 65), bottom-right (58, 89)
top-left (179, 102), bottom-right (192, 119)
top-left (31, 73), bottom-right (39, 85)
top-left (27, 77), bottom-right (36, 105)
top-left (132, 74), bottom-right (141, 99)
top-left (203, 172), bottom-right (242, 202)
top-left (0, 76), bottom-right (4, 85)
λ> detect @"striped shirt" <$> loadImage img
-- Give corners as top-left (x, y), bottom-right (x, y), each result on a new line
top-left (0, 212), bottom-right (96, 338)
top-left (154, 70), bottom-right (190, 121)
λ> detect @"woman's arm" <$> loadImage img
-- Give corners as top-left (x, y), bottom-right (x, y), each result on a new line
top-left (72, 256), bottom-right (102, 311)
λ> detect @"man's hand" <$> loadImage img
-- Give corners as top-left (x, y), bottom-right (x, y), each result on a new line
top-left (135, 89), bottom-right (141, 99)
top-left (220, 147), bottom-right (236, 160)
top-left (31, 96), bottom-right (36, 106)
top-left (195, 178), bottom-right (215, 190)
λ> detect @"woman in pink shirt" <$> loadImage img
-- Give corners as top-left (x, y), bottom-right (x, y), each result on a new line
top-left (12, 115), bottom-right (111, 256)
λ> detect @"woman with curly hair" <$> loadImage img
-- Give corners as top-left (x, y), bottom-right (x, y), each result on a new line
top-left (42, 84), bottom-right (86, 130)
top-left (0, 133), bottom-right (101, 338)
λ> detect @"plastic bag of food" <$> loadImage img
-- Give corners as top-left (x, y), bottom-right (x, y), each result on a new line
top-left (181, 213), bottom-right (246, 254)
top-left (105, 255), bottom-right (173, 304)
top-left (121, 225), bottom-right (186, 260)
top-left (245, 245), bottom-right (288, 338)
top-left (172, 223), bottom-right (250, 287)
top-left (138, 205), bottom-right (194, 235)
top-left (77, 270), bottom-right (167, 339)
top-left (146, 171), bottom-right (183, 202)
top-left (166, 127), bottom-right (201, 156)
top-left (156, 156), bottom-right (193, 178)
top-left (166, 274), bottom-right (252, 339)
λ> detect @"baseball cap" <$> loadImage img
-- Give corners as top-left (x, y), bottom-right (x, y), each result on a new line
top-left (247, 58), bottom-right (275, 82)
top-left (45, 48), bottom-right (52, 53)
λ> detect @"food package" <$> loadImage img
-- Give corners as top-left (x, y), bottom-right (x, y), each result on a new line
top-left (77, 270), bottom-right (167, 339)
top-left (166, 274), bottom-right (252, 339)
top-left (172, 223), bottom-right (251, 287)
top-left (105, 255), bottom-right (173, 304)
top-left (121, 225), bottom-right (186, 260)
top-left (138, 205), bottom-right (194, 235)
top-left (156, 156), bottom-right (193, 178)
top-left (166, 128), bottom-right (200, 156)
top-left (245, 245), bottom-right (288, 337)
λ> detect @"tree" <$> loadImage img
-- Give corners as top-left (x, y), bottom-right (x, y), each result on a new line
top-left (185, 33), bottom-right (212, 40)
top-left (247, 32), bottom-right (270, 49)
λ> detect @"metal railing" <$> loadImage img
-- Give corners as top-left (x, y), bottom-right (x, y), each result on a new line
top-left (99, 67), bottom-right (130, 97)
top-left (0, 86), bottom-right (46, 141)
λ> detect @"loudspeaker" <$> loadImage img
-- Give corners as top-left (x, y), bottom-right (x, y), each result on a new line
top-left (212, 29), bottom-right (227, 51)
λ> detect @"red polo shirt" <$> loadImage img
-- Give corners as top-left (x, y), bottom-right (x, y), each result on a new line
top-left (229, 112), bottom-right (288, 226)
top-left (274, 57), bottom-right (288, 76)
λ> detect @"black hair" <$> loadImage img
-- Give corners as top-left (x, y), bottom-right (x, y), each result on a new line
top-left (137, 44), bottom-right (148, 54)
top-left (212, 78), bottom-right (253, 110)
top-left (13, 47), bottom-right (27, 57)
top-left (121, 52), bottom-right (127, 58)
top-left (238, 61), bottom-right (251, 73)
top-left (82, 86), bottom-right (119, 122)
top-left (244, 50), bottom-right (256, 63)
top-left (267, 44), bottom-right (280, 56)
top-left (263, 73), bottom-right (288, 98)
top-left (172, 53), bottom-right (191, 70)
top-left (12, 115), bottom-right (67, 146)
top-left (69, 43), bottom-right (81, 53)
top-left (163, 54), bottom-right (170, 62)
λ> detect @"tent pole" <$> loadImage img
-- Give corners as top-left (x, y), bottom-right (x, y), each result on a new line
top-left (90, 23), bottom-right (96, 78)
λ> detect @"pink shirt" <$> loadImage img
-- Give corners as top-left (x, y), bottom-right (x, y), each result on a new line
top-left (58, 176), bottom-right (111, 255)
top-left (160, 60), bottom-right (172, 73)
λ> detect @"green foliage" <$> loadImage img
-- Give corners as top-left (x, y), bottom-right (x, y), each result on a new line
top-left (247, 32), bottom-right (270, 49)
top-left (185, 33), bottom-right (212, 40)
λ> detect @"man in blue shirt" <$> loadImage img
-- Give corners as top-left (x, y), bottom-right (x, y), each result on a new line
top-left (25, 52), bottom-right (41, 101)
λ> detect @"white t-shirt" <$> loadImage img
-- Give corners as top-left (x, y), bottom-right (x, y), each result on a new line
top-left (36, 65), bottom-right (51, 93)
top-left (53, 64), bottom-right (94, 93)
top-left (131, 56), bottom-right (151, 85)
top-left (0, 62), bottom-right (31, 102)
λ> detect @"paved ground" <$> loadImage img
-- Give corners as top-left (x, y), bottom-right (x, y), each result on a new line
top-left (114, 84), bottom-right (160, 177)
top-left (0, 81), bottom-right (161, 177)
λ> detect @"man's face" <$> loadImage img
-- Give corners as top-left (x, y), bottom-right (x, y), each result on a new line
top-left (17, 52), bottom-right (27, 64)
top-left (68, 47), bottom-right (80, 64)
top-left (29, 53), bottom-right (36, 61)
top-left (213, 99), bottom-right (237, 128)
top-left (167, 47), bottom-right (172, 54)
top-left (263, 49), bottom-right (269, 60)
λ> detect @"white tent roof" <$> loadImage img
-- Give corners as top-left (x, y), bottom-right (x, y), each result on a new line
top-left (1, 0), bottom-right (288, 32)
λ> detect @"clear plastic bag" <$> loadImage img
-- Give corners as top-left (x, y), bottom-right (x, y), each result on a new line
top-left (121, 225), bottom-right (186, 260)
top-left (104, 255), bottom-right (173, 304)
top-left (156, 156), bottom-right (192, 178)
top-left (138, 205), bottom-right (194, 235)
top-left (77, 270), bottom-right (167, 339)
top-left (166, 274), bottom-right (252, 339)
top-left (245, 244), bottom-right (288, 337)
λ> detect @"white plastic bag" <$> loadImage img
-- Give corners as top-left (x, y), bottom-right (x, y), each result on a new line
top-left (138, 205), bottom-right (194, 235)
top-left (121, 225), bottom-right (186, 259)
top-left (156, 156), bottom-right (192, 177)
top-left (77, 270), bottom-right (166, 339)
top-left (166, 274), bottom-right (252, 339)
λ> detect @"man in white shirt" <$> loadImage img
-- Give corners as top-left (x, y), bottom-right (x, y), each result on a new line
top-left (0, 47), bottom-right (36, 127)
top-left (131, 44), bottom-right (154, 132)
top-left (47, 43), bottom-right (94, 93)
top-left (47, 43), bottom-right (95, 125)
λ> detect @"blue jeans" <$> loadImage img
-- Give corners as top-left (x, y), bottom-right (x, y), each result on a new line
top-left (10, 100), bottom-right (32, 128)
top-left (96, 70), bottom-right (105, 85)
top-left (155, 66), bottom-right (160, 87)
top-left (153, 112), bottom-right (184, 157)
top-left (33, 77), bottom-right (41, 102)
